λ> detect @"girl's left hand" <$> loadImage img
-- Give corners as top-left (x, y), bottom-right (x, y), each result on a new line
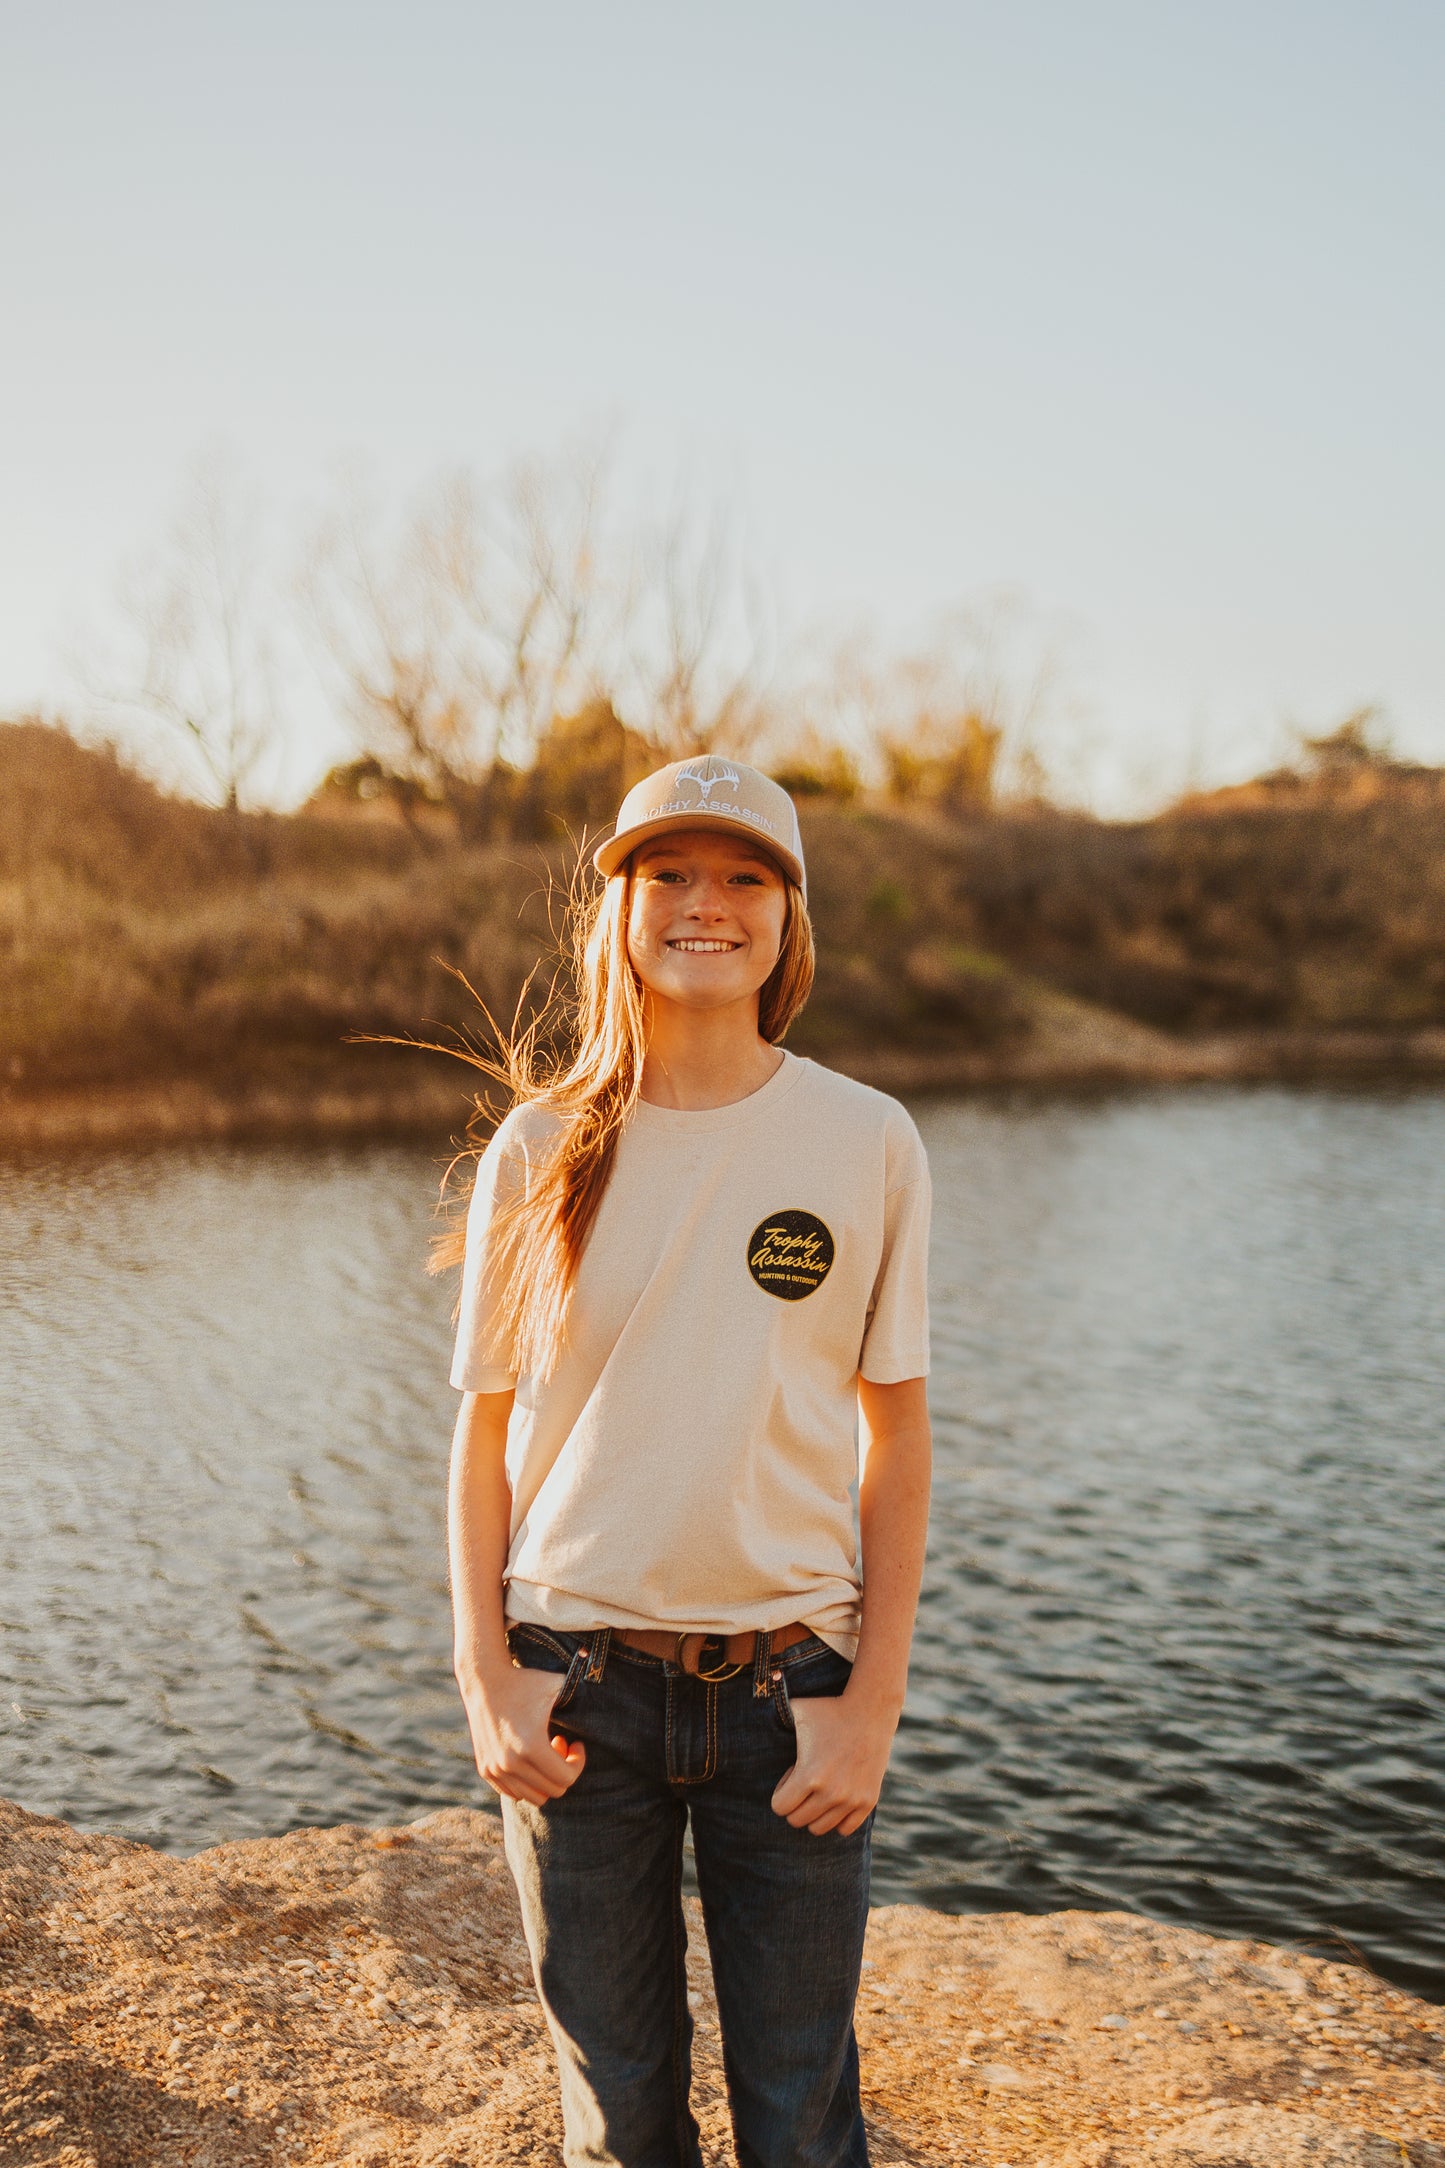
top-left (770, 1689), bottom-right (897, 1836)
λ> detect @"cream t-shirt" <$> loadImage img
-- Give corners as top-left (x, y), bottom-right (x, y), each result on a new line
top-left (450, 1051), bottom-right (931, 1656)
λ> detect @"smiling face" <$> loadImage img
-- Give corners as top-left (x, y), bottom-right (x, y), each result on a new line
top-left (625, 827), bottom-right (789, 1021)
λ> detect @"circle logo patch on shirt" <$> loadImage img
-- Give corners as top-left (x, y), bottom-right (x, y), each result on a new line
top-left (747, 1209), bottom-right (836, 1301)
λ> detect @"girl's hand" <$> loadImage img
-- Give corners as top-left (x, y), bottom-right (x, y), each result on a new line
top-left (457, 1662), bottom-right (586, 1807)
top-left (770, 1688), bottom-right (896, 1836)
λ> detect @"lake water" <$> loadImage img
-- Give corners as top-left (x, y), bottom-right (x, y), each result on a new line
top-left (2, 1088), bottom-right (1443, 1998)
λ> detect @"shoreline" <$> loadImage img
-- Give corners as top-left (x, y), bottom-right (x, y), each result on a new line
top-left (3, 1796), bottom-right (1441, 2166)
top-left (6, 1028), bottom-right (1445, 1152)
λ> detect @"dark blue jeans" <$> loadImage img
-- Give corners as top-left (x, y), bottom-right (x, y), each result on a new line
top-left (501, 1622), bottom-right (872, 2168)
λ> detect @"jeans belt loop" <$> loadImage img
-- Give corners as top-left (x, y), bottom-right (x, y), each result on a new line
top-left (587, 1625), bottom-right (612, 1683)
top-left (751, 1626), bottom-right (774, 1698)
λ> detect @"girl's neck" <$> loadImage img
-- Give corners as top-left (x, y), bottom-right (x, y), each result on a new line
top-left (638, 1000), bottom-right (785, 1111)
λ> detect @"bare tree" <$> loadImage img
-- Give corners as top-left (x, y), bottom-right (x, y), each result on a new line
top-left (794, 594), bottom-right (1066, 809)
top-left (619, 499), bottom-right (775, 758)
top-left (304, 445), bottom-right (613, 822)
top-left (303, 473), bottom-right (493, 808)
top-left (480, 447), bottom-right (611, 764)
top-left (100, 454), bottom-right (283, 810)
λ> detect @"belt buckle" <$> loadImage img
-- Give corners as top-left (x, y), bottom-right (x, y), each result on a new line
top-left (677, 1631), bottom-right (745, 1682)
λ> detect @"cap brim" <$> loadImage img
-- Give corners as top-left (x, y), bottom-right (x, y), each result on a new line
top-left (593, 810), bottom-right (805, 892)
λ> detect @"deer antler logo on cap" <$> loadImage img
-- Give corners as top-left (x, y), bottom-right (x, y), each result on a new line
top-left (676, 758), bottom-right (741, 803)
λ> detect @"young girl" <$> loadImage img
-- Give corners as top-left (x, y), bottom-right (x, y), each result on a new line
top-left (446, 755), bottom-right (932, 2168)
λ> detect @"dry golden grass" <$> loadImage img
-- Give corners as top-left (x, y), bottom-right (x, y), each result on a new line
top-left (5, 721), bottom-right (1445, 1111)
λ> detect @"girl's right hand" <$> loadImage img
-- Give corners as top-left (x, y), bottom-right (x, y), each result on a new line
top-left (458, 1662), bottom-right (587, 1806)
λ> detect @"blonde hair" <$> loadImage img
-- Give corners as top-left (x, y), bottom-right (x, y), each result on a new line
top-left (433, 855), bottom-right (814, 1381)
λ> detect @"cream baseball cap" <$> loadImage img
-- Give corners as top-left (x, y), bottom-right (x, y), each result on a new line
top-left (593, 755), bottom-right (807, 896)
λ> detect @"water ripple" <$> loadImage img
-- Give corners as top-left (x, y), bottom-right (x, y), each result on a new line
top-left (1, 1092), bottom-right (1444, 1995)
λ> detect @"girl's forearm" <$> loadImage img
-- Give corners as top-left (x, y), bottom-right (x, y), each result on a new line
top-left (848, 1376), bottom-right (932, 1713)
top-left (448, 1390), bottom-right (517, 1692)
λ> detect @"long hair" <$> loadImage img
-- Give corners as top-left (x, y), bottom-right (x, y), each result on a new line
top-left (432, 857), bottom-right (815, 1382)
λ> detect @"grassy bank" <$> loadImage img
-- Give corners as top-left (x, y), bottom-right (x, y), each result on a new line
top-left (5, 721), bottom-right (1445, 1145)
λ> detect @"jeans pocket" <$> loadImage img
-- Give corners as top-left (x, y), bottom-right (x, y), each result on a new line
top-left (509, 1626), bottom-right (588, 1714)
top-left (771, 1642), bottom-right (852, 1732)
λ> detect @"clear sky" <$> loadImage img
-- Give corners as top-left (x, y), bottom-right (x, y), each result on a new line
top-left (2, 1), bottom-right (1442, 808)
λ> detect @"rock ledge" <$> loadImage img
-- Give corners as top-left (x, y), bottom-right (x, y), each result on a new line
top-left (2, 1799), bottom-right (1441, 2166)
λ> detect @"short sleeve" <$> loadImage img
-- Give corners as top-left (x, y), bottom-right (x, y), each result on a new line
top-left (858, 1121), bottom-right (931, 1384)
top-left (449, 1112), bottom-right (539, 1392)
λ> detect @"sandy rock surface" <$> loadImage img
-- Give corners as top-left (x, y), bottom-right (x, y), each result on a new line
top-left (1, 1797), bottom-right (1440, 2166)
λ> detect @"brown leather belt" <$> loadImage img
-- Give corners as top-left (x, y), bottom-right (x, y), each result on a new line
top-left (615, 1621), bottom-right (814, 1680)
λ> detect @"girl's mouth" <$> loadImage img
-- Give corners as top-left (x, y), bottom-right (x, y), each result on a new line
top-left (667, 939), bottom-right (741, 953)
